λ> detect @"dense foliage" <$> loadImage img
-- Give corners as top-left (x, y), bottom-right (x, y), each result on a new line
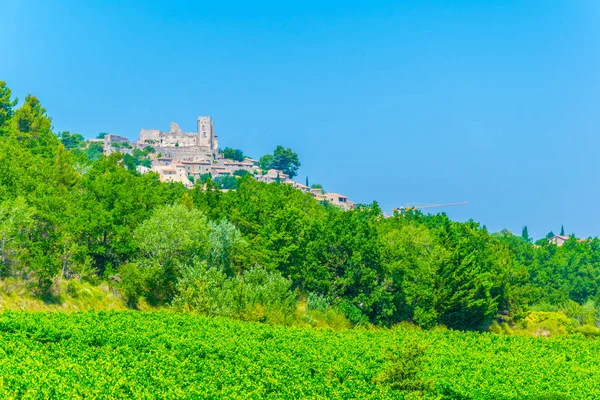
top-left (259, 145), bottom-right (301, 178)
top-left (0, 311), bottom-right (598, 399)
top-left (1, 81), bottom-right (600, 332)
top-left (221, 147), bottom-right (245, 161)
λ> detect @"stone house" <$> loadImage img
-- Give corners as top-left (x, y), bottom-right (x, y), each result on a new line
top-left (323, 193), bottom-right (355, 210)
top-left (548, 235), bottom-right (570, 246)
top-left (256, 169), bottom-right (289, 183)
top-left (181, 160), bottom-right (212, 180)
top-left (285, 180), bottom-right (310, 193)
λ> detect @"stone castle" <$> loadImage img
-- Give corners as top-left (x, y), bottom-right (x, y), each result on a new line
top-left (101, 116), bottom-right (355, 210)
top-left (105, 116), bottom-right (219, 161)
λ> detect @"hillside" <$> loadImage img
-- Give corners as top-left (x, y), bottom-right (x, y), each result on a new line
top-left (0, 311), bottom-right (596, 399)
top-left (2, 81), bottom-right (600, 335)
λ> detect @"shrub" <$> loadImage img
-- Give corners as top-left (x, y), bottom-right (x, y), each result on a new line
top-left (338, 301), bottom-right (370, 326)
top-left (173, 262), bottom-right (298, 325)
top-left (117, 262), bottom-right (164, 308)
top-left (375, 338), bottom-right (432, 394)
top-left (306, 292), bottom-right (330, 312)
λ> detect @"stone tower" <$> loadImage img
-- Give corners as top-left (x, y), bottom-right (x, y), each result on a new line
top-left (197, 116), bottom-right (218, 153)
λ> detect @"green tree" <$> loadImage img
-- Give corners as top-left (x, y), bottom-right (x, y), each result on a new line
top-left (0, 81), bottom-right (18, 132)
top-left (132, 203), bottom-right (209, 302)
top-left (77, 153), bottom-right (186, 275)
top-left (259, 154), bottom-right (273, 171)
top-left (0, 197), bottom-right (33, 274)
top-left (57, 131), bottom-right (85, 150)
top-left (135, 204), bottom-right (208, 268)
top-left (379, 223), bottom-right (444, 327)
top-left (259, 145), bottom-right (301, 178)
top-left (560, 225), bottom-right (565, 236)
top-left (223, 147), bottom-right (245, 161)
top-left (214, 175), bottom-right (238, 189)
top-left (83, 142), bottom-right (104, 162)
top-left (233, 169), bottom-right (250, 177)
top-left (11, 95), bottom-right (52, 134)
top-left (522, 226), bottom-right (530, 242)
top-left (208, 219), bottom-right (247, 276)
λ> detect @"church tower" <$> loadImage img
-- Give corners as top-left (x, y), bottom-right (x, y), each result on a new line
top-left (197, 116), bottom-right (218, 153)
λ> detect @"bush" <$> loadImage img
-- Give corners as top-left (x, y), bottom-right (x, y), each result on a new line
top-left (375, 338), bottom-right (432, 394)
top-left (338, 301), bottom-right (370, 326)
top-left (306, 292), bottom-right (330, 312)
top-left (173, 262), bottom-right (298, 325)
top-left (573, 324), bottom-right (600, 337)
top-left (520, 311), bottom-right (577, 337)
top-left (117, 262), bottom-right (163, 308)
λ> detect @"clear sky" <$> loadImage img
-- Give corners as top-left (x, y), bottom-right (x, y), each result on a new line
top-left (1, 1), bottom-right (599, 239)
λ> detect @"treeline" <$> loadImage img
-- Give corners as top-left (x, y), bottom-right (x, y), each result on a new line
top-left (1, 81), bottom-right (600, 331)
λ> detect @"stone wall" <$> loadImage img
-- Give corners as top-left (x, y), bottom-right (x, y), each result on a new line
top-left (158, 132), bottom-right (198, 147)
top-left (104, 134), bottom-right (133, 155)
top-left (153, 145), bottom-right (213, 161)
top-left (139, 129), bottom-right (160, 144)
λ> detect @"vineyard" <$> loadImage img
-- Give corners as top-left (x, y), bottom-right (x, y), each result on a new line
top-left (0, 312), bottom-right (597, 399)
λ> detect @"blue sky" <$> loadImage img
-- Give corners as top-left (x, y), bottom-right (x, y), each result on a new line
top-left (1, 1), bottom-right (599, 238)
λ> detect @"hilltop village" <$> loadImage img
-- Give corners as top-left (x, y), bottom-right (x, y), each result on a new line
top-left (101, 116), bottom-right (356, 210)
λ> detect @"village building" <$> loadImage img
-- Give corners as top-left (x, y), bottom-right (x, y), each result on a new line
top-left (255, 169), bottom-right (290, 184)
top-left (286, 180), bottom-right (310, 193)
top-left (323, 193), bottom-right (356, 210)
top-left (548, 235), bottom-right (570, 246)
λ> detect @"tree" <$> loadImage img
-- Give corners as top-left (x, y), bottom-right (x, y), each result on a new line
top-left (223, 147), bottom-right (245, 162)
top-left (0, 197), bottom-right (33, 273)
top-left (11, 95), bottom-right (52, 134)
top-left (560, 225), bottom-right (565, 236)
top-left (259, 154), bottom-right (273, 171)
top-left (97, 132), bottom-right (108, 139)
top-left (135, 204), bottom-right (209, 267)
top-left (198, 173), bottom-right (212, 184)
top-left (521, 226), bottom-right (530, 242)
top-left (233, 169), bottom-right (250, 177)
top-left (305, 176), bottom-right (309, 187)
top-left (380, 223), bottom-right (443, 327)
top-left (83, 142), bottom-right (104, 162)
top-left (132, 203), bottom-right (209, 303)
top-left (259, 145), bottom-right (301, 178)
top-left (208, 219), bottom-right (247, 276)
top-left (0, 81), bottom-right (18, 131)
top-left (57, 131), bottom-right (85, 150)
top-left (214, 175), bottom-right (238, 189)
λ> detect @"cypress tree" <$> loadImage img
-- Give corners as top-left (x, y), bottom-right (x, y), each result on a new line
top-left (521, 226), bottom-right (530, 242)
top-left (560, 225), bottom-right (565, 236)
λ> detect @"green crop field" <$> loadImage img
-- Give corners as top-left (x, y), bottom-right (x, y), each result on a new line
top-left (0, 312), bottom-right (597, 399)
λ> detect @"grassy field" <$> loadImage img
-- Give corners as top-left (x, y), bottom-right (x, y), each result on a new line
top-left (0, 278), bottom-right (128, 311)
top-left (0, 311), bottom-right (597, 399)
